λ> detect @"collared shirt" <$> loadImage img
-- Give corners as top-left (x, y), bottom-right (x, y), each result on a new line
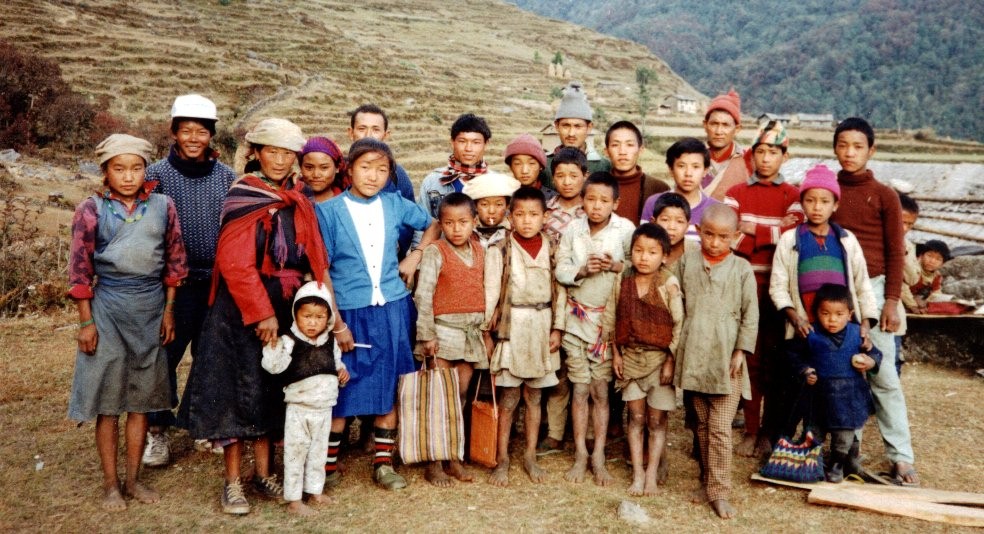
top-left (544, 195), bottom-right (586, 246)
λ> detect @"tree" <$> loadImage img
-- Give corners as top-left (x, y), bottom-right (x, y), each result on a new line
top-left (552, 52), bottom-right (564, 65)
top-left (635, 66), bottom-right (657, 131)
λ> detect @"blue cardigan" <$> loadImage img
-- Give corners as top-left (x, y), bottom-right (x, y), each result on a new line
top-left (316, 190), bottom-right (432, 310)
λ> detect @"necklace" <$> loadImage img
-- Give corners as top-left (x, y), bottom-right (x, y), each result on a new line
top-left (103, 195), bottom-right (148, 223)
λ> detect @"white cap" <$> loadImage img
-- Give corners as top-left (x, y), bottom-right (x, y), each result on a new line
top-left (171, 94), bottom-right (218, 121)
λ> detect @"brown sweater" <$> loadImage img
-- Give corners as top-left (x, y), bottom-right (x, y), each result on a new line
top-left (830, 169), bottom-right (905, 301)
top-left (612, 166), bottom-right (669, 222)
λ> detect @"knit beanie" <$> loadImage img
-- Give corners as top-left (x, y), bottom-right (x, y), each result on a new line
top-left (462, 171), bottom-right (521, 200)
top-left (799, 164), bottom-right (840, 200)
top-left (555, 82), bottom-right (593, 122)
top-left (752, 120), bottom-right (789, 149)
top-left (95, 133), bottom-right (154, 166)
top-left (503, 133), bottom-right (547, 168)
top-left (705, 89), bottom-right (742, 124)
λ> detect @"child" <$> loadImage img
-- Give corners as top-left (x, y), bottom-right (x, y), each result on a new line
top-left (504, 133), bottom-right (557, 203)
top-left (723, 120), bottom-right (803, 457)
top-left (539, 81), bottom-right (612, 188)
top-left (909, 240), bottom-right (951, 312)
top-left (640, 137), bottom-right (717, 240)
top-left (483, 186), bottom-right (565, 487)
top-left (897, 193), bottom-right (920, 375)
top-left (556, 172), bottom-right (635, 486)
top-left (262, 282), bottom-right (350, 516)
top-left (786, 284), bottom-right (882, 483)
top-left (299, 136), bottom-right (347, 204)
top-left (612, 224), bottom-right (683, 496)
top-left (830, 117), bottom-right (917, 486)
top-left (316, 138), bottom-right (442, 491)
top-left (68, 133), bottom-right (188, 511)
top-left (604, 120), bottom-right (668, 222)
top-left (414, 192), bottom-right (488, 486)
top-left (462, 171), bottom-right (521, 249)
top-left (675, 203), bottom-right (758, 519)
top-left (650, 192), bottom-right (697, 269)
top-left (418, 113), bottom-right (492, 219)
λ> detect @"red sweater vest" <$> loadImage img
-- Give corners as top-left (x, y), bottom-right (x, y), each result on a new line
top-left (614, 273), bottom-right (674, 349)
top-left (433, 239), bottom-right (486, 315)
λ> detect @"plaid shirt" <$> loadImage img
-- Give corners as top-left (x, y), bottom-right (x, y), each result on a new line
top-left (543, 196), bottom-right (585, 246)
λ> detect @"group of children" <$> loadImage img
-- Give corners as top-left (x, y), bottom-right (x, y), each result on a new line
top-left (68, 86), bottom-right (927, 520)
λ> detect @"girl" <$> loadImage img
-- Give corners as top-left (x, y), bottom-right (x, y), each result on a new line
top-left (316, 138), bottom-right (441, 490)
top-left (68, 133), bottom-right (188, 511)
top-left (299, 136), bottom-right (347, 204)
top-left (178, 118), bottom-right (345, 515)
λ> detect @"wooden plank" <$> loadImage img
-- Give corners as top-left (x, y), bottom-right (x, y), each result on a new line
top-left (751, 474), bottom-right (984, 505)
top-left (808, 487), bottom-right (984, 527)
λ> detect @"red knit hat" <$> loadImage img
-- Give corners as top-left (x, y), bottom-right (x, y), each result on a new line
top-left (503, 133), bottom-right (547, 168)
top-left (705, 89), bottom-right (742, 124)
top-left (799, 164), bottom-right (840, 200)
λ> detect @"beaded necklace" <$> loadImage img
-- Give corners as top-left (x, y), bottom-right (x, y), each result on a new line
top-left (102, 192), bottom-right (148, 223)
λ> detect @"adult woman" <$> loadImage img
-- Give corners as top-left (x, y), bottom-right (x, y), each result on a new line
top-left (299, 136), bottom-right (347, 204)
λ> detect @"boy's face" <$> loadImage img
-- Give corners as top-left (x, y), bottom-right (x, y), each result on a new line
top-left (509, 154), bottom-right (542, 186)
top-left (104, 154), bottom-right (147, 203)
top-left (440, 204), bottom-right (476, 247)
top-left (631, 235), bottom-right (665, 275)
top-left (605, 128), bottom-right (642, 173)
top-left (348, 151), bottom-right (390, 199)
top-left (696, 217), bottom-right (738, 257)
top-left (918, 250), bottom-right (945, 273)
top-left (834, 130), bottom-right (875, 174)
top-left (509, 198), bottom-right (546, 239)
top-left (555, 118), bottom-right (590, 149)
top-left (817, 300), bottom-right (851, 335)
top-left (801, 188), bottom-right (838, 227)
top-left (476, 196), bottom-right (508, 228)
top-left (654, 207), bottom-right (689, 245)
top-left (348, 112), bottom-right (389, 141)
top-left (451, 131), bottom-right (487, 166)
top-left (703, 111), bottom-right (740, 151)
top-left (670, 152), bottom-right (707, 194)
top-left (296, 302), bottom-right (329, 339)
top-left (751, 144), bottom-right (787, 181)
top-left (583, 183), bottom-right (617, 226)
top-left (553, 163), bottom-right (586, 201)
top-left (300, 152), bottom-right (338, 194)
top-left (901, 210), bottom-right (917, 234)
top-left (173, 120), bottom-right (212, 161)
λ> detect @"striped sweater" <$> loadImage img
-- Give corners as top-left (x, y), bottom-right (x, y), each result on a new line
top-left (724, 174), bottom-right (804, 284)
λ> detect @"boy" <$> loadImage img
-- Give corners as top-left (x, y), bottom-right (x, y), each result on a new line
top-left (701, 89), bottom-right (752, 200)
top-left (483, 186), bottom-right (565, 487)
top-left (504, 133), bottom-right (557, 203)
top-left (414, 193), bottom-right (488, 487)
top-left (604, 120), bottom-right (668, 222)
top-left (723, 120), bottom-right (803, 457)
top-left (555, 172), bottom-right (635, 486)
top-left (419, 113), bottom-right (492, 219)
top-left (650, 192), bottom-right (696, 268)
top-left (462, 171), bottom-right (521, 249)
top-left (143, 94), bottom-right (236, 466)
top-left (897, 193), bottom-right (920, 374)
top-left (612, 224), bottom-right (683, 496)
top-left (641, 137), bottom-right (718, 240)
top-left (830, 117), bottom-right (917, 486)
top-left (909, 240), bottom-right (951, 312)
top-left (539, 82), bottom-right (611, 188)
top-left (675, 203), bottom-right (758, 519)
top-left (261, 282), bottom-right (350, 516)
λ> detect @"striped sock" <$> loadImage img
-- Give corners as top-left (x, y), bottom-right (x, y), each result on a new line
top-left (325, 432), bottom-right (343, 474)
top-left (373, 427), bottom-right (397, 467)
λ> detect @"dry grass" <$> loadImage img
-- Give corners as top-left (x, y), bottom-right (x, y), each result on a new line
top-left (1, 311), bottom-right (982, 532)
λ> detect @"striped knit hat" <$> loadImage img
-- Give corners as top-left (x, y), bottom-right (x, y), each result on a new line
top-left (753, 120), bottom-right (789, 149)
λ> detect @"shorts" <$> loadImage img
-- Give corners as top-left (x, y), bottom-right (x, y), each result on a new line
top-left (562, 333), bottom-right (613, 385)
top-left (619, 372), bottom-right (676, 411)
top-left (495, 368), bottom-right (559, 388)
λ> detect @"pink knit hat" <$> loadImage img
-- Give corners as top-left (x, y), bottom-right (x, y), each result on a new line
top-left (705, 89), bottom-right (742, 124)
top-left (800, 164), bottom-right (840, 200)
top-left (503, 133), bottom-right (547, 168)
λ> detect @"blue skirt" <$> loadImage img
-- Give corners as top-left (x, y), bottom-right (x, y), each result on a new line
top-left (335, 295), bottom-right (416, 418)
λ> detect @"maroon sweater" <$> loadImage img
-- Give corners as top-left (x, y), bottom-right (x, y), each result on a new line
top-left (831, 169), bottom-right (905, 301)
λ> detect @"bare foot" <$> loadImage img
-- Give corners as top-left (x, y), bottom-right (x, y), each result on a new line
top-left (564, 452), bottom-right (588, 483)
top-left (522, 451), bottom-right (547, 484)
top-left (657, 455), bottom-right (669, 485)
top-left (753, 436), bottom-right (773, 457)
top-left (102, 486), bottom-right (126, 512)
top-left (735, 434), bottom-right (757, 457)
top-left (710, 498), bottom-right (737, 519)
top-left (894, 461), bottom-right (920, 486)
top-left (287, 500), bottom-right (315, 517)
top-left (591, 454), bottom-right (615, 487)
top-left (489, 461), bottom-right (510, 487)
top-left (123, 481), bottom-right (160, 504)
top-left (643, 471), bottom-right (659, 496)
top-left (306, 493), bottom-right (335, 507)
top-left (445, 460), bottom-right (473, 482)
top-left (627, 473), bottom-right (645, 496)
top-left (425, 462), bottom-right (454, 488)
top-left (690, 487), bottom-right (708, 504)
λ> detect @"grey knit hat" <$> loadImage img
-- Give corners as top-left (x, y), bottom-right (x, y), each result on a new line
top-left (554, 82), bottom-right (593, 122)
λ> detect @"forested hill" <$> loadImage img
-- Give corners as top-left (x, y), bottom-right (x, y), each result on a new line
top-left (510, 0), bottom-right (984, 142)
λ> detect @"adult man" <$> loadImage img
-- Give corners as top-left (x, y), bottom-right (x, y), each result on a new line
top-left (539, 82), bottom-right (611, 188)
top-left (701, 89), bottom-right (752, 201)
top-left (417, 113), bottom-right (492, 219)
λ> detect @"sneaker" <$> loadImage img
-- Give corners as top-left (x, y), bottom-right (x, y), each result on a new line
top-left (222, 478), bottom-right (250, 515)
top-left (141, 432), bottom-right (170, 467)
top-left (373, 465), bottom-right (407, 491)
top-left (251, 474), bottom-right (283, 499)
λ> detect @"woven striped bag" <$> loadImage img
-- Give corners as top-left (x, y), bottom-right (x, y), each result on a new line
top-left (397, 364), bottom-right (465, 464)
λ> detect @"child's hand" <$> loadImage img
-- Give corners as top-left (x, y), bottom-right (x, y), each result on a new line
top-left (740, 221), bottom-right (756, 236)
top-left (596, 253), bottom-right (616, 273)
top-left (398, 253), bottom-right (421, 287)
top-left (852, 353), bottom-right (875, 372)
top-left (338, 368), bottom-right (350, 386)
top-left (729, 350), bottom-right (745, 379)
top-left (580, 254), bottom-right (606, 278)
top-left (334, 322), bottom-right (355, 352)
top-left (804, 368), bottom-right (818, 386)
top-left (792, 316), bottom-right (813, 338)
top-left (549, 329), bottom-right (562, 352)
top-left (612, 349), bottom-right (624, 379)
top-left (482, 331), bottom-right (495, 361)
top-left (160, 310), bottom-right (176, 345)
top-left (422, 339), bottom-right (438, 357)
top-left (77, 323), bottom-right (98, 355)
top-left (660, 356), bottom-right (674, 385)
top-left (780, 213), bottom-right (799, 227)
top-left (254, 316), bottom-right (279, 345)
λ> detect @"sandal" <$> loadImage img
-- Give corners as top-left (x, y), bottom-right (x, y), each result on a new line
top-left (893, 462), bottom-right (920, 487)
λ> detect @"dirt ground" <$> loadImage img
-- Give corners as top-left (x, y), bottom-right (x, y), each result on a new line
top-left (1, 311), bottom-right (982, 533)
